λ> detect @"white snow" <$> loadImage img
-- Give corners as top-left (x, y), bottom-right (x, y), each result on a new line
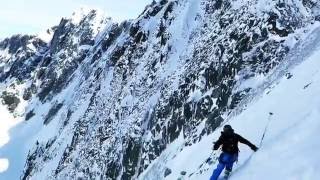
top-left (70, 6), bottom-right (95, 25)
top-left (0, 158), bottom-right (8, 173)
top-left (140, 32), bottom-right (320, 180)
top-left (140, 131), bottom-right (186, 180)
top-left (0, 103), bottom-right (24, 174)
top-left (187, 89), bottom-right (202, 102)
top-left (160, 0), bottom-right (201, 81)
top-left (37, 30), bottom-right (54, 43)
top-left (69, 6), bottom-right (108, 37)
top-left (0, 102), bottom-right (21, 147)
top-left (0, 104), bottom-right (18, 173)
top-left (235, 73), bottom-right (266, 92)
top-left (230, 44), bottom-right (320, 180)
top-left (0, 48), bottom-right (11, 60)
top-left (0, 70), bottom-right (88, 179)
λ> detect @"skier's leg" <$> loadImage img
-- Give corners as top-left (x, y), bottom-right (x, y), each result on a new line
top-left (225, 153), bottom-right (238, 171)
top-left (210, 153), bottom-right (228, 180)
top-left (225, 161), bottom-right (234, 171)
top-left (210, 162), bottom-right (225, 180)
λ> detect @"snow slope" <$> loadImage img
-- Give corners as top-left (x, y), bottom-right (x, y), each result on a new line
top-left (231, 36), bottom-right (320, 180)
top-left (0, 105), bottom-right (15, 173)
top-left (144, 27), bottom-right (320, 180)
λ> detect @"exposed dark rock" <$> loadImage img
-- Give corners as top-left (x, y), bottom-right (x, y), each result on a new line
top-left (149, 4), bottom-right (163, 16)
top-left (23, 84), bottom-right (37, 101)
top-left (229, 88), bottom-right (251, 109)
top-left (286, 72), bottom-right (293, 79)
top-left (164, 167), bottom-right (172, 177)
top-left (267, 13), bottom-right (291, 37)
top-left (205, 108), bottom-right (224, 134)
top-left (129, 24), bottom-right (140, 38)
top-left (25, 110), bottom-right (35, 121)
top-left (164, 2), bottom-right (175, 19)
top-left (110, 45), bottom-right (127, 64)
top-left (63, 109), bottom-right (73, 127)
top-left (122, 138), bottom-right (142, 179)
top-left (41, 56), bottom-right (52, 68)
top-left (214, 0), bottom-right (223, 10)
top-left (302, 0), bottom-right (317, 8)
top-left (102, 25), bottom-right (123, 51)
top-left (0, 35), bottom-right (33, 54)
top-left (1, 91), bottom-right (20, 112)
top-left (43, 102), bottom-right (64, 125)
top-left (50, 18), bottom-right (71, 54)
top-left (38, 78), bottom-right (56, 102)
top-left (91, 49), bottom-right (102, 64)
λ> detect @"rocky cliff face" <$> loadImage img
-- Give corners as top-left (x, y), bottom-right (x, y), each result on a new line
top-left (0, 0), bottom-right (319, 179)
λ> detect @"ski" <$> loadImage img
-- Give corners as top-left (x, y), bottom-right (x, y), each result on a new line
top-left (188, 150), bottom-right (220, 178)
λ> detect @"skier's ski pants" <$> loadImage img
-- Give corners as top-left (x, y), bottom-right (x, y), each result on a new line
top-left (210, 152), bottom-right (238, 180)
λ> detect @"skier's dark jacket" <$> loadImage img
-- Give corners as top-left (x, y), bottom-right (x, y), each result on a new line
top-left (214, 130), bottom-right (258, 154)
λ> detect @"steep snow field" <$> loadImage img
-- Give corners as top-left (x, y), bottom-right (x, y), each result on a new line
top-left (141, 30), bottom-right (320, 180)
top-left (0, 104), bottom-right (15, 147)
top-left (0, 105), bottom-right (15, 173)
top-left (0, 77), bottom-right (88, 179)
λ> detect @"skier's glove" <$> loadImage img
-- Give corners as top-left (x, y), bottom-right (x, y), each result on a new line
top-left (251, 145), bottom-right (258, 152)
top-left (213, 144), bottom-right (219, 150)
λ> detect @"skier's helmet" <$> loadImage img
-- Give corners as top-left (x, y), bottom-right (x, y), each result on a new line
top-left (223, 125), bottom-right (233, 132)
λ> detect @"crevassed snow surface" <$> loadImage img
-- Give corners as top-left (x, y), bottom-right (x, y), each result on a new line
top-left (141, 34), bottom-right (320, 180)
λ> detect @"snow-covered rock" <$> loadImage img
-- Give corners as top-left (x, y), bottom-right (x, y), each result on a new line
top-left (0, 0), bottom-right (319, 179)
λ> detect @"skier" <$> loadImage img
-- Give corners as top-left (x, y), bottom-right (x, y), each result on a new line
top-left (210, 125), bottom-right (258, 180)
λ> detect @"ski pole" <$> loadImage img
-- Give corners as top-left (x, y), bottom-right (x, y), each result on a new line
top-left (259, 112), bottom-right (273, 147)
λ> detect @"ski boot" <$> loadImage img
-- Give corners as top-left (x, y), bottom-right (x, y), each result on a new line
top-left (223, 169), bottom-right (231, 179)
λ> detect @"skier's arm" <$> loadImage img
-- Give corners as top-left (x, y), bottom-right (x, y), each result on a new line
top-left (213, 136), bottom-right (223, 150)
top-left (237, 134), bottom-right (258, 151)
